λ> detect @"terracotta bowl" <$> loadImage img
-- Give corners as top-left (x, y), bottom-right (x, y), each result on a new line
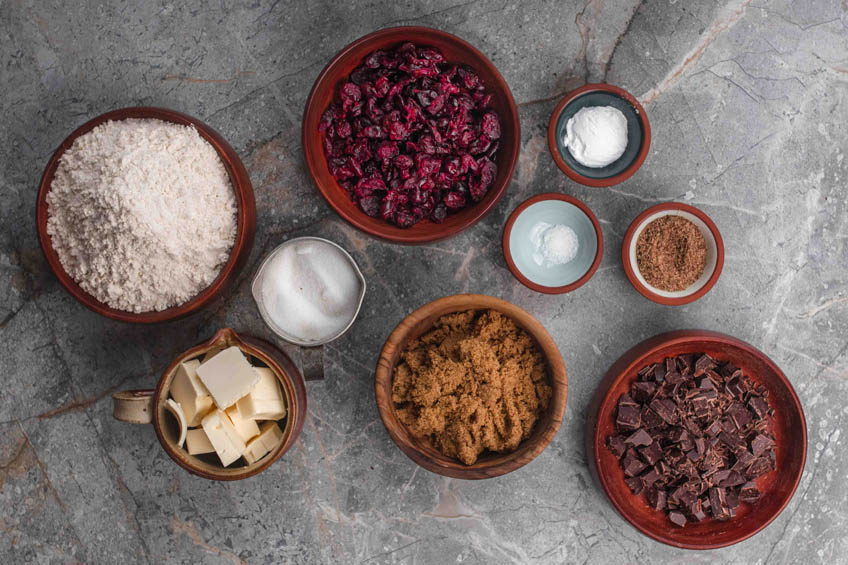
top-left (36, 107), bottom-right (256, 323)
top-left (502, 192), bottom-right (604, 294)
top-left (375, 294), bottom-right (567, 479)
top-left (302, 26), bottom-right (520, 244)
top-left (548, 83), bottom-right (650, 187)
top-left (622, 202), bottom-right (724, 305)
top-left (585, 330), bottom-right (807, 549)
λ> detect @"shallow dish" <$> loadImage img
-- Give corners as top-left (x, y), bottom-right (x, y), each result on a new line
top-left (36, 106), bottom-right (256, 323)
top-left (548, 83), bottom-right (650, 187)
top-left (585, 330), bottom-right (806, 549)
top-left (375, 294), bottom-right (567, 479)
top-left (502, 193), bottom-right (603, 294)
top-left (622, 202), bottom-right (723, 305)
top-left (302, 26), bottom-right (520, 244)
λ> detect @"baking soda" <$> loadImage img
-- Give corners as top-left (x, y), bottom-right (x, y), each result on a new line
top-left (530, 222), bottom-right (579, 267)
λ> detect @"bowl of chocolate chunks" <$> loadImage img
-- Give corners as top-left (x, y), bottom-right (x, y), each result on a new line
top-left (585, 330), bottom-right (807, 549)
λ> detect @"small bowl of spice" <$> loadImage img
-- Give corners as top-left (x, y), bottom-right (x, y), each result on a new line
top-left (548, 84), bottom-right (651, 187)
top-left (502, 193), bottom-right (603, 294)
top-left (375, 294), bottom-right (567, 479)
top-left (622, 203), bottom-right (724, 305)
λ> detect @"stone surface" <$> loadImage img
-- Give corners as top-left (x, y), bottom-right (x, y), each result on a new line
top-left (1, 0), bottom-right (847, 563)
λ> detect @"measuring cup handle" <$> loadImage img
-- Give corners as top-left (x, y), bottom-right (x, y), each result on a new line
top-left (300, 346), bottom-right (325, 381)
top-left (112, 390), bottom-right (155, 424)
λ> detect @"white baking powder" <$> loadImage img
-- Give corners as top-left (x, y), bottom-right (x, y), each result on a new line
top-left (46, 118), bottom-right (237, 313)
top-left (530, 222), bottom-right (579, 267)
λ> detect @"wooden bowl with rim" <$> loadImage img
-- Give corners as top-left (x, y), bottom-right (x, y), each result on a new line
top-left (585, 330), bottom-right (807, 549)
top-left (36, 106), bottom-right (256, 323)
top-left (302, 26), bottom-right (520, 244)
top-left (375, 294), bottom-right (568, 479)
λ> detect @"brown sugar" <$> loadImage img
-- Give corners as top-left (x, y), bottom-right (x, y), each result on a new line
top-left (636, 215), bottom-right (707, 291)
top-left (391, 309), bottom-right (552, 465)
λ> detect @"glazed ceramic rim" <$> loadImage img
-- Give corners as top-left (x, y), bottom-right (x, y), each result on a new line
top-left (621, 202), bottom-right (724, 305)
top-left (250, 236), bottom-right (367, 347)
top-left (502, 193), bottom-right (604, 294)
top-left (36, 106), bottom-right (256, 324)
top-left (547, 83), bottom-right (651, 188)
top-left (588, 329), bottom-right (807, 549)
top-left (302, 25), bottom-right (520, 244)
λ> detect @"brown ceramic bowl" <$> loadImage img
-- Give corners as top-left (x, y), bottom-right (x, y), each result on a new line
top-left (302, 26), bottom-right (520, 244)
top-left (36, 107), bottom-right (256, 323)
top-left (113, 328), bottom-right (307, 481)
top-left (375, 294), bottom-right (567, 479)
top-left (548, 84), bottom-right (650, 187)
top-left (622, 202), bottom-right (724, 305)
top-left (586, 330), bottom-right (807, 549)
top-left (502, 193), bottom-right (604, 294)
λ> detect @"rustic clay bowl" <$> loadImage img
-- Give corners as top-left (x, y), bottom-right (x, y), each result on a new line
top-left (502, 192), bottom-right (604, 294)
top-left (303, 26), bottom-right (520, 244)
top-left (548, 83), bottom-right (650, 187)
top-left (622, 202), bottom-right (724, 305)
top-left (113, 328), bottom-right (307, 481)
top-left (375, 294), bottom-right (567, 479)
top-left (36, 106), bottom-right (256, 323)
top-left (586, 330), bottom-right (807, 549)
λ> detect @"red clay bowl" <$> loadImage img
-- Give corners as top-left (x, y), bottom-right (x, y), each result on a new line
top-left (548, 84), bottom-right (650, 188)
top-left (622, 202), bottom-right (724, 305)
top-left (36, 107), bottom-right (256, 323)
top-left (586, 330), bottom-right (807, 549)
top-left (302, 26), bottom-right (520, 244)
top-left (502, 193), bottom-right (603, 294)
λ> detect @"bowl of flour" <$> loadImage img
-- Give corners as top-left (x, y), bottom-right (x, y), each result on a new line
top-left (37, 107), bottom-right (256, 323)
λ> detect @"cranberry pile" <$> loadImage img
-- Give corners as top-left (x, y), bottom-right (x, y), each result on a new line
top-left (319, 42), bottom-right (502, 228)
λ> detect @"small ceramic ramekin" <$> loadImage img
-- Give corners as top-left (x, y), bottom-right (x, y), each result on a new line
top-left (503, 193), bottom-right (603, 294)
top-left (548, 84), bottom-right (651, 187)
top-left (621, 202), bottom-right (724, 305)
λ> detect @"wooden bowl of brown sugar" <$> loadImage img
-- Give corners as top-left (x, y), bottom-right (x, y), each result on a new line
top-left (375, 294), bottom-right (568, 479)
top-left (622, 203), bottom-right (724, 306)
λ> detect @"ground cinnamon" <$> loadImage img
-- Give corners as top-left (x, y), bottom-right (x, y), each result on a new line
top-left (392, 310), bottom-right (552, 465)
top-left (636, 216), bottom-right (707, 291)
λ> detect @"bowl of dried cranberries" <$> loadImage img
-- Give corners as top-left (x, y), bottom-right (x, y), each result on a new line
top-left (303, 26), bottom-right (520, 244)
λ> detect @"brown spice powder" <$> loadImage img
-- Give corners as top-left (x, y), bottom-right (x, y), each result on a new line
top-left (391, 310), bottom-right (552, 465)
top-left (636, 215), bottom-right (707, 291)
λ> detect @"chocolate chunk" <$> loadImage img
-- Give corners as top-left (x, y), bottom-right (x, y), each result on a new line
top-left (625, 428), bottom-right (653, 447)
top-left (606, 434), bottom-right (627, 458)
top-left (748, 396), bottom-right (770, 419)
top-left (624, 476), bottom-right (643, 494)
top-left (694, 354), bottom-right (717, 376)
top-left (669, 511), bottom-right (687, 527)
top-left (616, 405), bottom-right (642, 431)
top-left (650, 398), bottom-right (677, 424)
top-left (689, 498), bottom-right (707, 521)
top-left (631, 381), bottom-right (657, 403)
top-left (638, 441), bottom-right (664, 465)
top-left (718, 470), bottom-right (745, 488)
top-left (622, 451), bottom-right (647, 477)
top-left (750, 434), bottom-right (774, 456)
top-left (738, 481), bottom-right (760, 503)
top-left (746, 457), bottom-right (772, 479)
top-left (709, 487), bottom-right (731, 520)
top-left (641, 407), bottom-right (665, 429)
top-left (646, 488), bottom-right (667, 511)
top-left (640, 467), bottom-right (661, 488)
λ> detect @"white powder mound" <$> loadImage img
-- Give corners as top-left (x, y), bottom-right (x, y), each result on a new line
top-left (46, 118), bottom-right (237, 313)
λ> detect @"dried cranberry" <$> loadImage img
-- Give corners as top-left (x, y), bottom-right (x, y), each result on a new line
top-left (444, 191), bottom-right (466, 209)
top-left (431, 202), bottom-right (448, 223)
top-left (481, 113), bottom-right (501, 140)
top-left (394, 209), bottom-right (416, 228)
top-left (358, 195), bottom-right (380, 217)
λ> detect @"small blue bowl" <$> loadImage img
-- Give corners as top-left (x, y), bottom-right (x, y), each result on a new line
top-left (503, 193), bottom-right (604, 294)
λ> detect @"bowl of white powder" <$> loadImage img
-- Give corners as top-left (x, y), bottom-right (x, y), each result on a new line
top-left (502, 193), bottom-right (603, 294)
top-left (547, 84), bottom-right (650, 188)
top-left (37, 107), bottom-right (256, 323)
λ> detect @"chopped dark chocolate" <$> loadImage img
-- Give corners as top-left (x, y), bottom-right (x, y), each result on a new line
top-left (605, 352), bottom-right (776, 528)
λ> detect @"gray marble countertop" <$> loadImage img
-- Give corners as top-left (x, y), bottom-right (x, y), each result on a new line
top-left (2, 1), bottom-right (847, 563)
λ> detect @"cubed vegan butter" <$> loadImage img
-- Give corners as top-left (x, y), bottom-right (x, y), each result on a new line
top-left (235, 367), bottom-right (287, 420)
top-left (225, 405), bottom-right (260, 442)
top-left (243, 421), bottom-right (284, 464)
top-left (196, 346), bottom-right (259, 409)
top-left (170, 359), bottom-right (214, 427)
top-left (201, 409), bottom-right (247, 467)
top-left (185, 428), bottom-right (215, 455)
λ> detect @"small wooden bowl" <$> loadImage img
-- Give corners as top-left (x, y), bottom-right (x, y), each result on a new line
top-left (622, 202), bottom-right (724, 305)
top-left (502, 193), bottom-right (604, 294)
top-left (585, 330), bottom-right (807, 549)
top-left (303, 26), bottom-right (520, 244)
top-left (375, 294), bottom-right (567, 479)
top-left (151, 328), bottom-right (307, 481)
top-left (36, 107), bottom-right (256, 323)
top-left (548, 84), bottom-right (650, 187)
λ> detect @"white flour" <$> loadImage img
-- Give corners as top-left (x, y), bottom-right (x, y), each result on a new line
top-left (46, 118), bottom-right (237, 313)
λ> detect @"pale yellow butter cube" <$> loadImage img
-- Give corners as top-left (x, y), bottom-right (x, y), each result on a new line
top-left (196, 346), bottom-right (259, 409)
top-left (185, 428), bottom-right (215, 455)
top-left (235, 367), bottom-right (287, 421)
top-left (201, 409), bottom-right (247, 467)
top-left (243, 421), bottom-right (284, 464)
top-left (225, 405), bottom-right (260, 442)
top-left (170, 359), bottom-right (214, 427)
